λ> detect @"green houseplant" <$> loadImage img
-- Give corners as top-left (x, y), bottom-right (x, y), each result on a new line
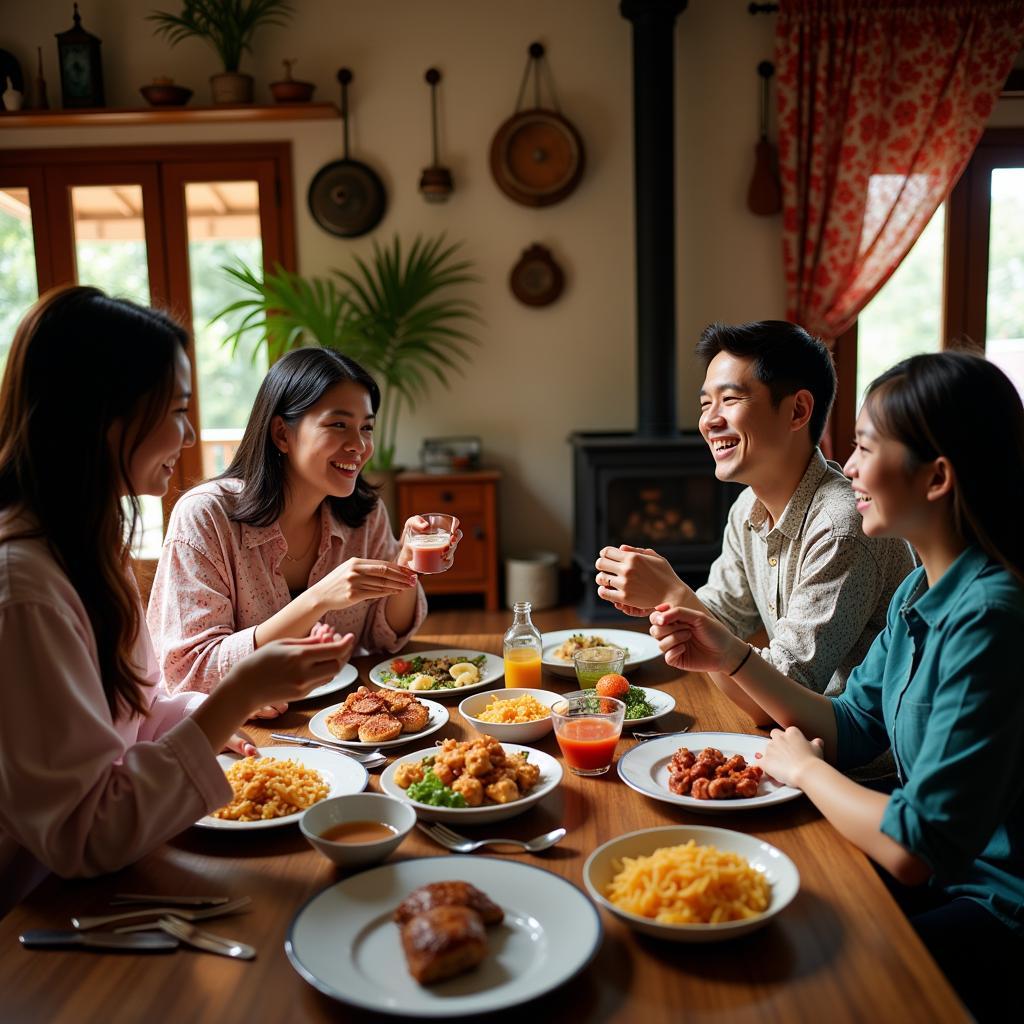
top-left (148, 1), bottom-right (295, 104)
top-left (213, 234), bottom-right (480, 471)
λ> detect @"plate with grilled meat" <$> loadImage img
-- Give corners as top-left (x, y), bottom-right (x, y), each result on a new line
top-left (285, 856), bottom-right (602, 1017)
top-left (617, 732), bottom-right (803, 813)
top-left (309, 687), bottom-right (449, 749)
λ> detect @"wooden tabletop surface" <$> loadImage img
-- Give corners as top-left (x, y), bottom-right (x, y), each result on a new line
top-left (0, 631), bottom-right (968, 1024)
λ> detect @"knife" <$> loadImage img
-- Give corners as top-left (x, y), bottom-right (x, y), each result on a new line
top-left (20, 929), bottom-right (179, 952)
top-left (110, 894), bottom-right (232, 907)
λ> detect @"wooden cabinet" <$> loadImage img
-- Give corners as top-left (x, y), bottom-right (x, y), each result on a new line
top-left (396, 470), bottom-right (500, 610)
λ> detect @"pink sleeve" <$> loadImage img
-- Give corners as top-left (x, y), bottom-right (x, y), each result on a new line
top-left (0, 601), bottom-right (231, 879)
top-left (147, 536), bottom-right (257, 694)
top-left (358, 506), bottom-right (427, 653)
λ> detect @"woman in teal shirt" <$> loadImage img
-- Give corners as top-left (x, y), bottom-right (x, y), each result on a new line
top-left (650, 351), bottom-right (1023, 1020)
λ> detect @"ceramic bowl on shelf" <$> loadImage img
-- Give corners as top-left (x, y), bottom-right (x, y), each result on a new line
top-left (140, 82), bottom-right (193, 107)
top-left (270, 79), bottom-right (315, 103)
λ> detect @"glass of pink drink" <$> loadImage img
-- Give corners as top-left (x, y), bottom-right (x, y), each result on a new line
top-left (405, 513), bottom-right (457, 574)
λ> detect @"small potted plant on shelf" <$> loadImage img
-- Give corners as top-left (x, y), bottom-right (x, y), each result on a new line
top-left (148, 0), bottom-right (295, 105)
top-left (212, 235), bottom-right (480, 509)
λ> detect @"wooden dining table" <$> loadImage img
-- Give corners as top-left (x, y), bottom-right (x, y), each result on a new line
top-left (1, 631), bottom-right (969, 1024)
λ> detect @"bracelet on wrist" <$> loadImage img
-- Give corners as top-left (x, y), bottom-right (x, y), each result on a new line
top-left (727, 644), bottom-right (753, 676)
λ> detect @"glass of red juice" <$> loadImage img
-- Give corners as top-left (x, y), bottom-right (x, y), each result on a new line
top-left (404, 513), bottom-right (457, 574)
top-left (550, 692), bottom-right (626, 776)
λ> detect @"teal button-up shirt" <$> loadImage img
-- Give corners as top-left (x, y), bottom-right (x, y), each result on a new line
top-left (832, 546), bottom-right (1024, 932)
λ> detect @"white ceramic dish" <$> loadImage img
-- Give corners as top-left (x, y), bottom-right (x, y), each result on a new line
top-left (197, 745), bottom-right (368, 831)
top-left (380, 742), bottom-right (562, 824)
top-left (369, 649), bottom-right (504, 698)
top-left (616, 685), bottom-right (675, 725)
top-left (308, 697), bottom-right (449, 749)
top-left (541, 628), bottom-right (662, 678)
top-left (583, 824), bottom-right (799, 942)
top-left (458, 688), bottom-right (561, 742)
top-left (293, 663), bottom-right (359, 702)
top-left (286, 855), bottom-right (602, 1017)
top-left (300, 793), bottom-right (417, 869)
top-left (617, 732), bottom-right (802, 813)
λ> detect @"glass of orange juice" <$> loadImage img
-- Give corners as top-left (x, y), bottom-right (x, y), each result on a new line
top-left (503, 601), bottom-right (543, 689)
top-left (551, 693), bottom-right (626, 775)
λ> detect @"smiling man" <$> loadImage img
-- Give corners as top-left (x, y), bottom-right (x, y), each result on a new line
top-left (595, 321), bottom-right (915, 724)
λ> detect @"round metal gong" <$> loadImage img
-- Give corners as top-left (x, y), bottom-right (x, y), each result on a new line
top-left (307, 159), bottom-right (386, 238)
top-left (490, 108), bottom-right (585, 207)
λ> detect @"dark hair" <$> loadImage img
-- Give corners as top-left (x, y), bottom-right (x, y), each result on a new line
top-left (696, 321), bottom-right (837, 445)
top-left (0, 286), bottom-right (188, 720)
top-left (864, 351), bottom-right (1024, 584)
top-left (223, 348), bottom-right (380, 528)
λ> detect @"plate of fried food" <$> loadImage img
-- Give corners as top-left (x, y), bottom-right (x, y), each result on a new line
top-left (380, 737), bottom-right (562, 824)
top-left (583, 824), bottom-right (799, 942)
top-left (285, 856), bottom-right (602, 1017)
top-left (617, 732), bottom-right (802, 812)
top-left (197, 746), bottom-right (369, 830)
top-left (308, 687), bottom-right (449, 749)
top-left (541, 628), bottom-right (662, 678)
top-left (370, 649), bottom-right (504, 697)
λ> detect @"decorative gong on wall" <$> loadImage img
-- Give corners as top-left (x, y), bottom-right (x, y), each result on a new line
top-left (509, 244), bottom-right (565, 307)
top-left (490, 42), bottom-right (585, 208)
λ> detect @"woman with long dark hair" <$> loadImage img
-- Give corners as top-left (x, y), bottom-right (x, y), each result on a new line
top-left (650, 351), bottom-right (1024, 1019)
top-left (148, 347), bottom-right (452, 695)
top-left (0, 288), bottom-right (351, 910)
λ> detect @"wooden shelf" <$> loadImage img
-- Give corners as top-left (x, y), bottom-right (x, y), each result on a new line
top-left (0, 102), bottom-right (339, 129)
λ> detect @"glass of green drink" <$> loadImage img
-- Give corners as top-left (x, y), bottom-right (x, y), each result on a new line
top-left (572, 646), bottom-right (626, 688)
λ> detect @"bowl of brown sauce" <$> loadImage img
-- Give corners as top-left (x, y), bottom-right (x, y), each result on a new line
top-left (300, 793), bottom-right (416, 869)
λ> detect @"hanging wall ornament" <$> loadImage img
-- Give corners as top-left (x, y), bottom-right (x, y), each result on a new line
top-left (489, 42), bottom-right (585, 207)
top-left (509, 244), bottom-right (565, 307)
top-left (419, 68), bottom-right (453, 203)
top-left (307, 68), bottom-right (387, 238)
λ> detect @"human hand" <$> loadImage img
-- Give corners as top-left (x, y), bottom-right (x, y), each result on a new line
top-left (309, 621), bottom-right (342, 642)
top-left (248, 702), bottom-right (288, 720)
top-left (648, 603), bottom-right (748, 673)
top-left (595, 544), bottom-right (686, 613)
top-left (396, 515), bottom-right (463, 573)
top-left (761, 726), bottom-right (825, 788)
top-left (224, 728), bottom-right (258, 758)
top-left (311, 557), bottom-right (418, 611)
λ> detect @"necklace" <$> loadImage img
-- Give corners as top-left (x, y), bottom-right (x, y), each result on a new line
top-left (283, 522), bottom-right (320, 564)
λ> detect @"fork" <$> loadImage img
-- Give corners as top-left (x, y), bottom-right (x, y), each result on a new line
top-left (268, 733), bottom-right (388, 768)
top-left (73, 896), bottom-right (251, 931)
top-left (156, 915), bottom-right (256, 960)
top-left (418, 822), bottom-right (566, 854)
top-left (632, 726), bottom-right (691, 740)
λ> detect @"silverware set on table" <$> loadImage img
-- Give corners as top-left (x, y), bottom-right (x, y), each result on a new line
top-left (269, 732), bottom-right (388, 769)
top-left (417, 822), bottom-right (566, 854)
top-left (20, 894), bottom-right (255, 958)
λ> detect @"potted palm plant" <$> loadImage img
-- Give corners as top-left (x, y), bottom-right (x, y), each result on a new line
top-left (148, 1), bottom-right (295, 104)
top-left (213, 234), bottom-right (480, 508)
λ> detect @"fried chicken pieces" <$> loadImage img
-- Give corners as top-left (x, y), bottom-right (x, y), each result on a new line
top-left (395, 881), bottom-right (504, 985)
top-left (325, 686), bottom-right (430, 743)
top-left (667, 746), bottom-right (764, 800)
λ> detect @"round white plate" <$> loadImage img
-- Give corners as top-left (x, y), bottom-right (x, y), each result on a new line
top-left (197, 745), bottom-right (368, 831)
top-left (286, 856), bottom-right (602, 1017)
top-left (619, 686), bottom-right (675, 725)
top-left (583, 824), bottom-right (799, 942)
top-left (293, 662), bottom-right (359, 702)
top-left (617, 732), bottom-right (802, 813)
top-left (541, 628), bottom-right (662, 678)
top-left (308, 697), bottom-right (449, 749)
top-left (369, 649), bottom-right (504, 699)
top-left (380, 742), bottom-right (562, 824)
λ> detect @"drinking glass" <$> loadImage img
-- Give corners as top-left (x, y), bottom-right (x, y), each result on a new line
top-left (550, 693), bottom-right (626, 776)
top-left (572, 646), bottom-right (626, 689)
top-left (404, 513), bottom-right (457, 574)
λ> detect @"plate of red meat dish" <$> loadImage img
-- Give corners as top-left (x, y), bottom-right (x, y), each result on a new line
top-left (617, 732), bottom-right (803, 813)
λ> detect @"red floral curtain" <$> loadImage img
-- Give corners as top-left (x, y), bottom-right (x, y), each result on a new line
top-left (776, 0), bottom-right (1024, 341)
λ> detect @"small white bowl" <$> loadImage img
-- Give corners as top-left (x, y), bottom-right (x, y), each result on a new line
top-left (583, 825), bottom-right (800, 943)
top-left (458, 687), bottom-right (562, 742)
top-left (300, 793), bottom-right (416, 869)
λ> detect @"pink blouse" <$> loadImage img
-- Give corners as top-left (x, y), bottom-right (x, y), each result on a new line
top-left (148, 480), bottom-right (427, 695)
top-left (0, 516), bottom-right (231, 913)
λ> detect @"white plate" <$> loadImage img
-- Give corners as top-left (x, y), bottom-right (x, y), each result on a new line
top-left (197, 745), bottom-right (368, 830)
top-left (286, 856), bottom-right (602, 1017)
top-left (617, 732), bottom-right (802, 813)
top-left (293, 662), bottom-right (359, 702)
top-left (380, 742), bottom-right (562, 824)
top-left (583, 825), bottom-right (799, 942)
top-left (541, 628), bottom-right (662, 678)
top-left (621, 686), bottom-right (675, 725)
top-left (308, 697), bottom-right (449, 749)
top-left (369, 649), bottom-right (504, 698)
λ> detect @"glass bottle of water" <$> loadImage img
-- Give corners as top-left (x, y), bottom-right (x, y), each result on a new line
top-left (503, 601), bottom-right (543, 689)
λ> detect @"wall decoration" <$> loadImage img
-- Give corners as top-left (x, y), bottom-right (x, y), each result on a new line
top-left (747, 61), bottom-right (781, 216)
top-left (419, 68), bottom-right (453, 203)
top-left (55, 4), bottom-right (105, 109)
top-left (307, 68), bottom-right (387, 238)
top-left (2, 77), bottom-right (24, 112)
top-left (490, 42), bottom-right (585, 207)
top-left (34, 46), bottom-right (50, 110)
top-left (509, 244), bottom-right (565, 306)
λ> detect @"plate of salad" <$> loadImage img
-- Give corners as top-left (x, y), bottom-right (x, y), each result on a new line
top-left (574, 676), bottom-right (675, 725)
top-left (368, 649), bottom-right (504, 698)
